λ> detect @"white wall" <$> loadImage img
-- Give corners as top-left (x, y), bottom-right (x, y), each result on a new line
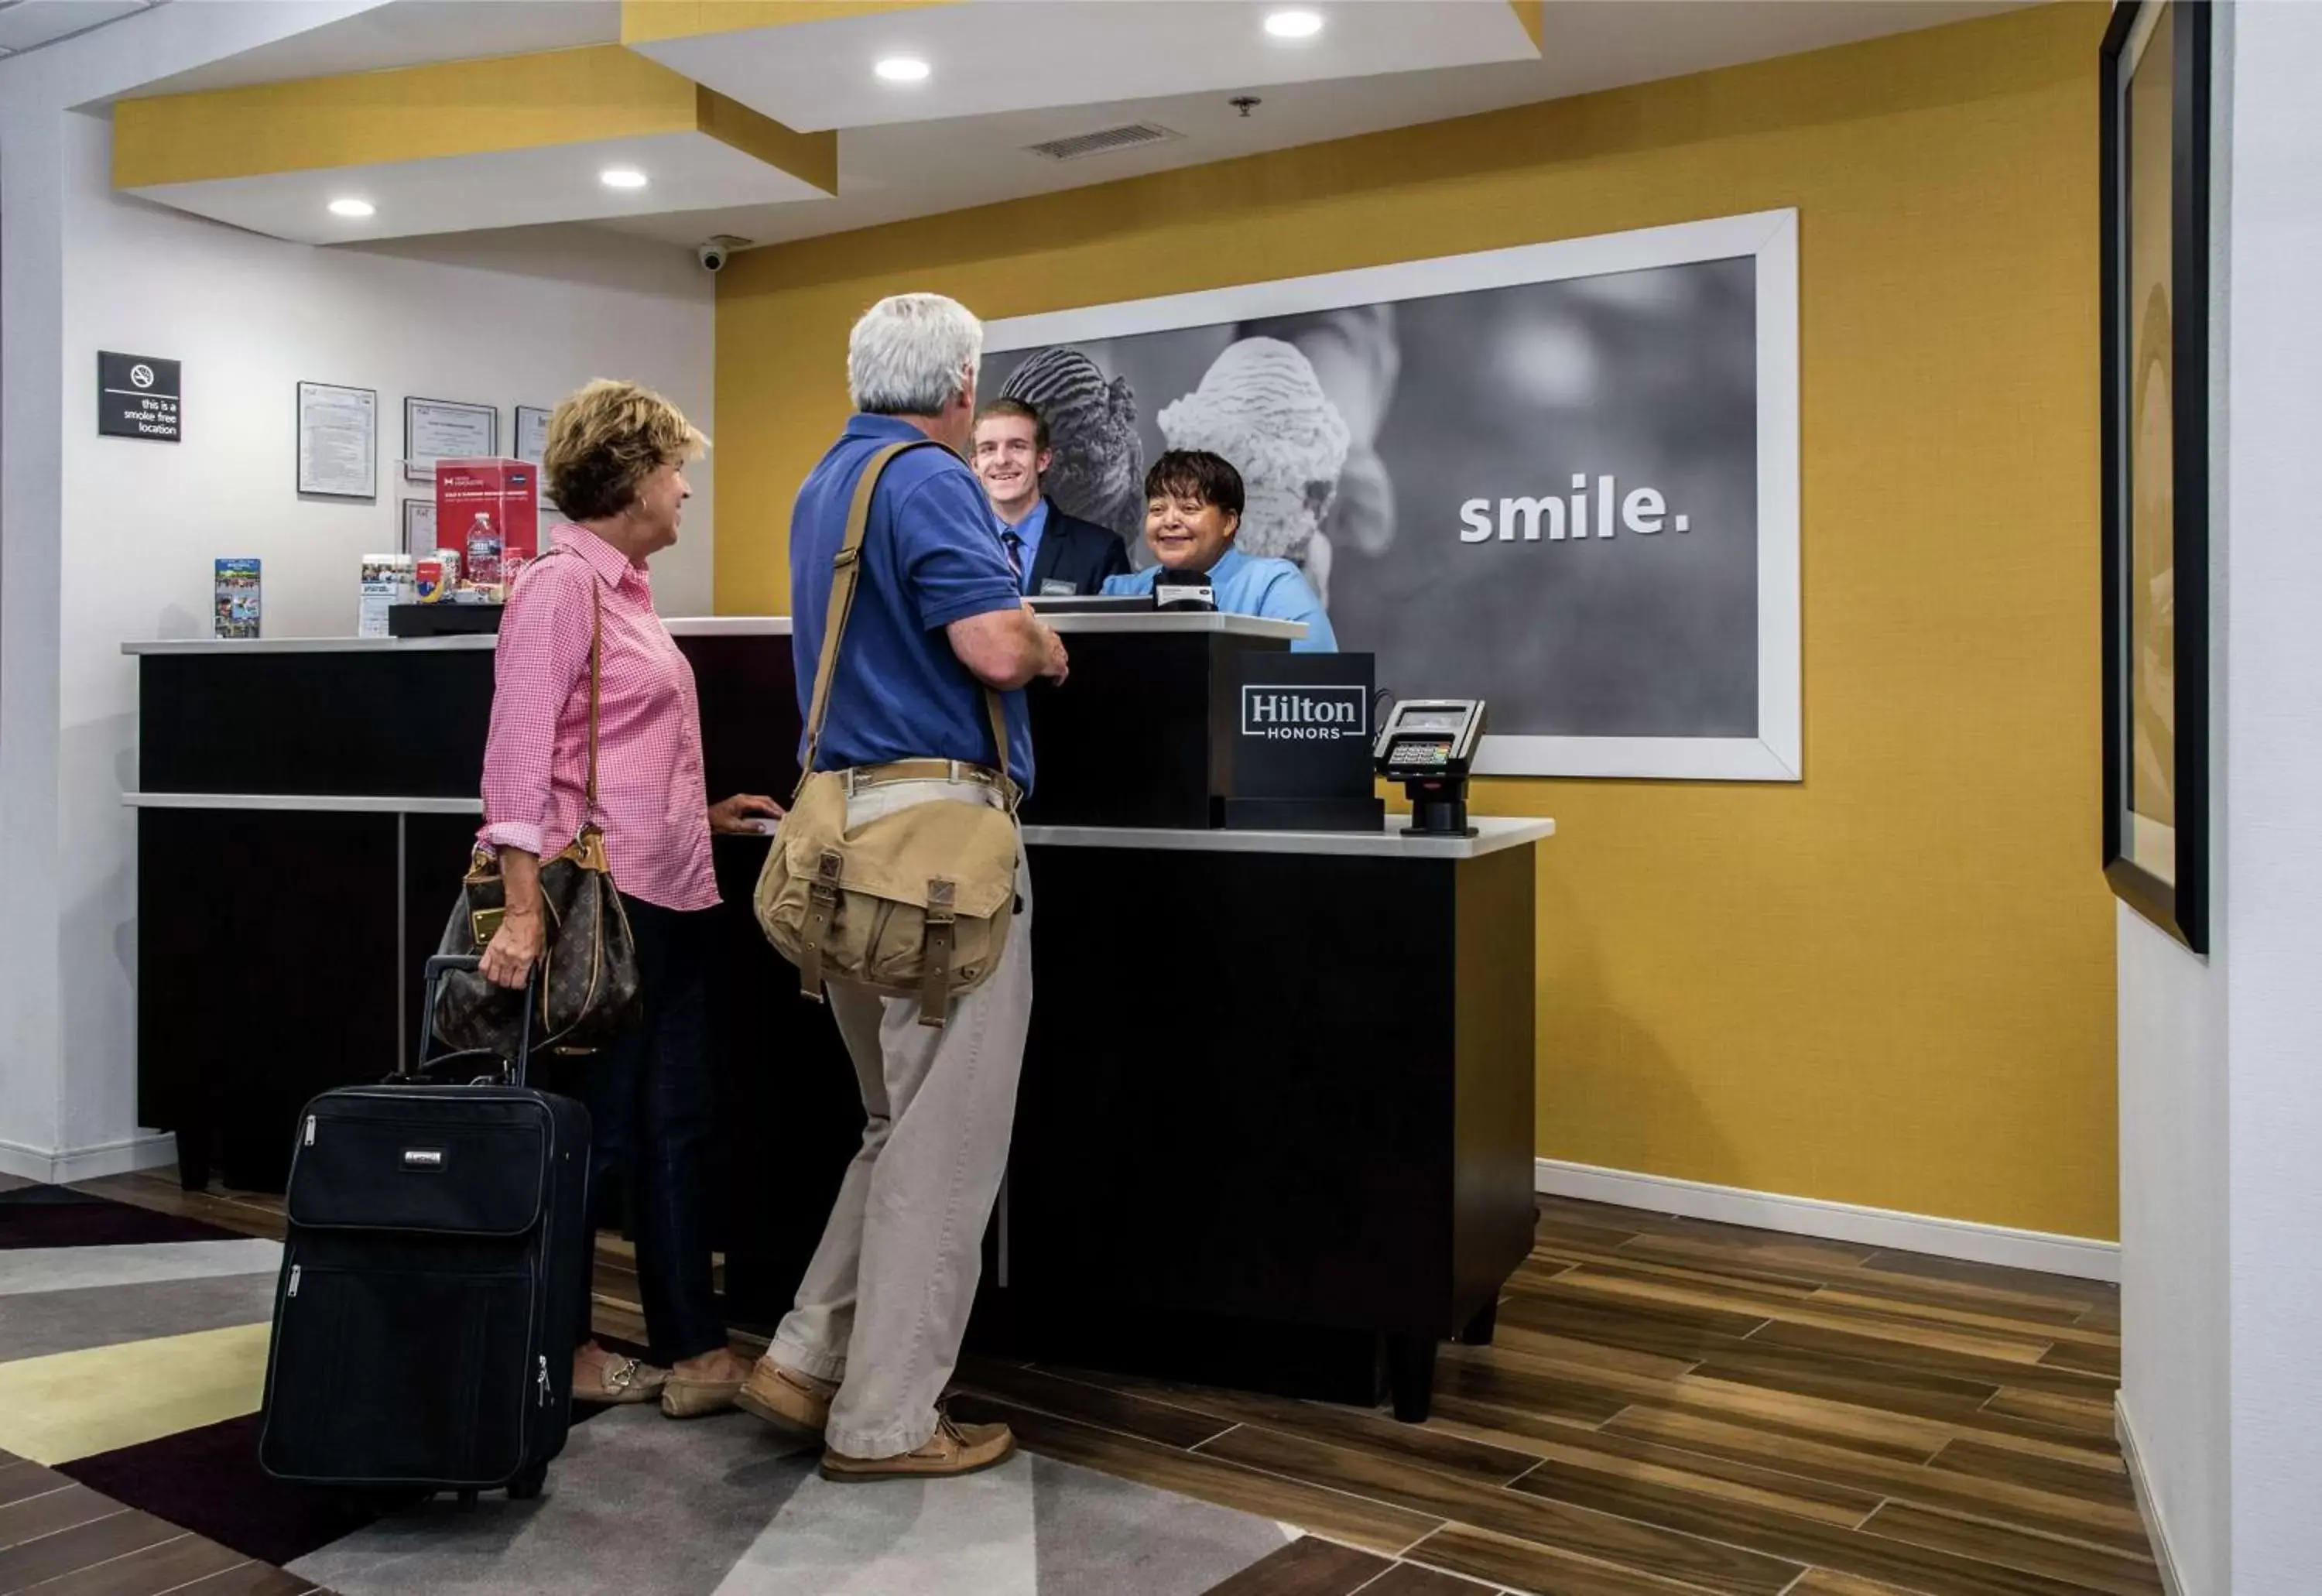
top-left (2218, 0), bottom-right (2322, 1587)
top-left (2, 14), bottom-right (717, 1175)
top-left (2119, 4), bottom-right (2322, 1591)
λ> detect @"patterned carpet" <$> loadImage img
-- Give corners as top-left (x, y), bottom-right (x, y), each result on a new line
top-left (0, 1180), bottom-right (1311, 1595)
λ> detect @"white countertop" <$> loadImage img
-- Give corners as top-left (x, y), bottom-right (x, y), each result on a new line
top-left (1021, 816), bottom-right (1553, 859)
top-left (119, 792), bottom-right (1553, 858)
top-left (122, 615), bottom-right (793, 655)
top-left (123, 610), bottom-right (1299, 655)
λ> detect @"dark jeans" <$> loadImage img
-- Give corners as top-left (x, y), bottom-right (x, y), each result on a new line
top-left (565, 894), bottom-right (724, 1366)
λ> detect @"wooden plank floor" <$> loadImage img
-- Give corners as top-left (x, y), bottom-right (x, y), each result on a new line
top-left (78, 1171), bottom-right (2148, 1596)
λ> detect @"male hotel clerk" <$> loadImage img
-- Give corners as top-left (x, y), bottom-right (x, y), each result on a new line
top-left (971, 398), bottom-right (1131, 595)
top-left (1103, 449), bottom-right (1339, 652)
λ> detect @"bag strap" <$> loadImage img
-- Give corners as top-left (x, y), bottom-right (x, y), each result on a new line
top-left (478, 543), bottom-right (605, 831)
top-left (799, 439), bottom-right (1016, 804)
top-left (584, 574), bottom-right (603, 817)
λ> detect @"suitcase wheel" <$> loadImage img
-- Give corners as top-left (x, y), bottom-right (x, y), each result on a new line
top-left (508, 1462), bottom-right (548, 1501)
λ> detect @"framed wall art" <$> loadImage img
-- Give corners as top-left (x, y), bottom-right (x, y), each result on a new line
top-left (981, 209), bottom-right (1801, 781)
top-left (2100, 0), bottom-right (2211, 952)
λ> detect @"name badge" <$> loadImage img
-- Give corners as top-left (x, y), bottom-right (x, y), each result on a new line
top-left (1039, 578), bottom-right (1076, 596)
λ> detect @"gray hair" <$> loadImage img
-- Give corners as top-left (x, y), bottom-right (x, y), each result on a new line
top-left (848, 293), bottom-right (984, 416)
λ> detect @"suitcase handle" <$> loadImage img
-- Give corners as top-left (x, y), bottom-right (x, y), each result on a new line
top-left (404, 954), bottom-right (536, 1087)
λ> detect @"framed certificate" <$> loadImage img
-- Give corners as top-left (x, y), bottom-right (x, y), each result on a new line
top-left (402, 498), bottom-right (439, 557)
top-left (296, 381), bottom-right (378, 499)
top-left (404, 396), bottom-right (498, 483)
top-left (515, 404), bottom-right (552, 464)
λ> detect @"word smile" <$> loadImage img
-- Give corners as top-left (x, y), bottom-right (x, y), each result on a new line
top-left (1459, 475), bottom-right (1691, 543)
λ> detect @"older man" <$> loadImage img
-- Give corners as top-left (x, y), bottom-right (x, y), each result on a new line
top-left (737, 293), bottom-right (1067, 1481)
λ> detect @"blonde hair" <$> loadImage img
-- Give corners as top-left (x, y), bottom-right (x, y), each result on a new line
top-left (542, 379), bottom-right (707, 520)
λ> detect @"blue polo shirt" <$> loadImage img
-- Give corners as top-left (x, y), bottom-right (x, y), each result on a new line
top-left (997, 498), bottom-right (1050, 595)
top-left (1103, 546), bottom-right (1340, 652)
top-left (791, 415), bottom-right (1035, 791)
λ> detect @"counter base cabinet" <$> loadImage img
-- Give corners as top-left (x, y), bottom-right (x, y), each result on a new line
top-left (139, 809), bottom-right (404, 1193)
top-left (961, 841), bottom-right (1538, 1423)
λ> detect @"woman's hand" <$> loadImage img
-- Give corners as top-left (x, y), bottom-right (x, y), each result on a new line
top-left (709, 793), bottom-right (784, 834)
top-left (480, 907), bottom-right (545, 989)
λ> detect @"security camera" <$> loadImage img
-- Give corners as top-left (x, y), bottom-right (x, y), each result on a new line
top-left (696, 240), bottom-right (729, 273)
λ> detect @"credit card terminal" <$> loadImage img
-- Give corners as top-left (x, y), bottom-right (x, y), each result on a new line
top-left (1374, 699), bottom-right (1488, 837)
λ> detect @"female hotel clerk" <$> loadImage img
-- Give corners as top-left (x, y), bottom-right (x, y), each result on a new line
top-left (1101, 450), bottom-right (1339, 652)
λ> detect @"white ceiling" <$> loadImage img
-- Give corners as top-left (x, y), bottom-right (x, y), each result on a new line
top-left (0, 0), bottom-right (159, 59)
top-left (597, 0), bottom-right (2039, 252)
top-left (121, 129), bottom-right (832, 247)
top-left (109, 0), bottom-right (2039, 254)
top-left (118, 0), bottom-right (618, 98)
top-left (631, 0), bottom-right (1539, 134)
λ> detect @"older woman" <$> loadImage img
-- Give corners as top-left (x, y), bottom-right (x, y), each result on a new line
top-left (477, 378), bottom-right (776, 1417)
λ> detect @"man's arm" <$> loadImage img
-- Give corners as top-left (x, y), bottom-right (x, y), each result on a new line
top-left (948, 605), bottom-right (1067, 690)
top-left (892, 467), bottom-right (1071, 688)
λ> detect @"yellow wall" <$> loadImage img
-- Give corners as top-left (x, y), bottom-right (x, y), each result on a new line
top-left (714, 2), bottom-right (2118, 1239)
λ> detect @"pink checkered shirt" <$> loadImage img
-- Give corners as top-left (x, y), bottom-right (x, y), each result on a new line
top-left (478, 525), bottom-right (718, 911)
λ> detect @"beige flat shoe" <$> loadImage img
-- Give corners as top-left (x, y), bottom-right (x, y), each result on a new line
top-left (820, 1413), bottom-right (1015, 1482)
top-left (661, 1364), bottom-right (749, 1419)
top-left (575, 1354), bottom-right (666, 1406)
top-left (735, 1358), bottom-right (837, 1438)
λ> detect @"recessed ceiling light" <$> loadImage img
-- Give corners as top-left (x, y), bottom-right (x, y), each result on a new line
top-left (874, 56), bottom-right (930, 84)
top-left (600, 167), bottom-right (649, 190)
top-left (1263, 9), bottom-right (1324, 39)
top-left (327, 197), bottom-right (375, 218)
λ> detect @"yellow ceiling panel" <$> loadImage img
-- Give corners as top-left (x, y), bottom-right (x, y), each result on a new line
top-left (114, 44), bottom-right (832, 194)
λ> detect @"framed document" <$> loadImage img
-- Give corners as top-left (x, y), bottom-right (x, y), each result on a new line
top-left (515, 404), bottom-right (552, 464)
top-left (405, 396), bottom-right (498, 483)
top-left (2101, 0), bottom-right (2211, 952)
top-left (402, 498), bottom-right (439, 557)
top-left (296, 382), bottom-right (378, 499)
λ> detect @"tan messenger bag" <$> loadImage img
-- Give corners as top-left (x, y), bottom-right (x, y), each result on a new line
top-left (752, 440), bottom-right (1021, 1029)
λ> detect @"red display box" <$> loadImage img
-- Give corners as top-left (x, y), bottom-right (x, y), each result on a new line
top-left (434, 457), bottom-right (541, 589)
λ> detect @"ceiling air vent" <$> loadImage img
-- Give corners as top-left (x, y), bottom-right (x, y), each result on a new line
top-left (1024, 123), bottom-right (1183, 163)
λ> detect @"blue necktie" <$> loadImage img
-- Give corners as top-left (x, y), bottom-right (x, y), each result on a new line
top-left (1002, 530), bottom-right (1024, 590)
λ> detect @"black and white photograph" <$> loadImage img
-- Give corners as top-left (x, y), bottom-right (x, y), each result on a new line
top-left (982, 211), bottom-right (1800, 779)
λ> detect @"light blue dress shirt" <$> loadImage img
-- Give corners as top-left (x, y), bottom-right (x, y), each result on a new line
top-left (996, 498), bottom-right (1050, 595)
top-left (1102, 545), bottom-right (1339, 652)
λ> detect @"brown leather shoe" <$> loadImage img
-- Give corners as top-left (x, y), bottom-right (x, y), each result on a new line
top-left (735, 1358), bottom-right (837, 1437)
top-left (660, 1368), bottom-right (747, 1419)
top-left (819, 1412), bottom-right (1016, 1482)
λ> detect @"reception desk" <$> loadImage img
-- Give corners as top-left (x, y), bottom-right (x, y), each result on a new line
top-left (123, 615), bottom-right (1549, 1420)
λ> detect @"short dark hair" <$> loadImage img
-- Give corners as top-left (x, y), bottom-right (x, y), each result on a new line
top-left (1144, 450), bottom-right (1243, 518)
top-left (973, 396), bottom-right (1048, 454)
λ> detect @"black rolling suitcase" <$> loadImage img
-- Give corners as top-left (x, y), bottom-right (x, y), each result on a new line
top-left (259, 955), bottom-right (592, 1500)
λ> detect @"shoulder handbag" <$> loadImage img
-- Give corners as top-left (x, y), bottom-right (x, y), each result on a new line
top-left (752, 440), bottom-right (1022, 1029)
top-left (434, 556), bottom-right (645, 1056)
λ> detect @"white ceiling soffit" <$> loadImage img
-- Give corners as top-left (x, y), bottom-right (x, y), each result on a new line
top-left (118, 0), bottom-right (618, 99)
top-left (592, 0), bottom-right (2038, 252)
top-left (0, 0), bottom-right (157, 59)
top-left (629, 0), bottom-right (1543, 135)
top-left (118, 132), bottom-right (830, 248)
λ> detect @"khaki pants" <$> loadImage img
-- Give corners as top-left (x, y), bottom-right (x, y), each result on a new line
top-left (769, 776), bottom-right (1033, 1458)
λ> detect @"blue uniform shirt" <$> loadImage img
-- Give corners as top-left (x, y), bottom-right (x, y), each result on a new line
top-left (997, 498), bottom-right (1050, 595)
top-left (1103, 546), bottom-right (1339, 652)
top-left (791, 415), bottom-right (1036, 791)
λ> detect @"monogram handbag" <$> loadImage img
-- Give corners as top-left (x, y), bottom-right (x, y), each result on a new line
top-left (435, 560), bottom-right (644, 1056)
top-left (752, 440), bottom-right (1022, 1029)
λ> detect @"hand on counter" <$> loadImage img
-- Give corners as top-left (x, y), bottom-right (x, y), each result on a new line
top-left (1036, 620), bottom-right (1070, 686)
top-left (710, 793), bottom-right (786, 835)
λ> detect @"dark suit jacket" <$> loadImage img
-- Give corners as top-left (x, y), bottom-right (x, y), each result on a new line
top-left (1025, 500), bottom-right (1134, 596)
